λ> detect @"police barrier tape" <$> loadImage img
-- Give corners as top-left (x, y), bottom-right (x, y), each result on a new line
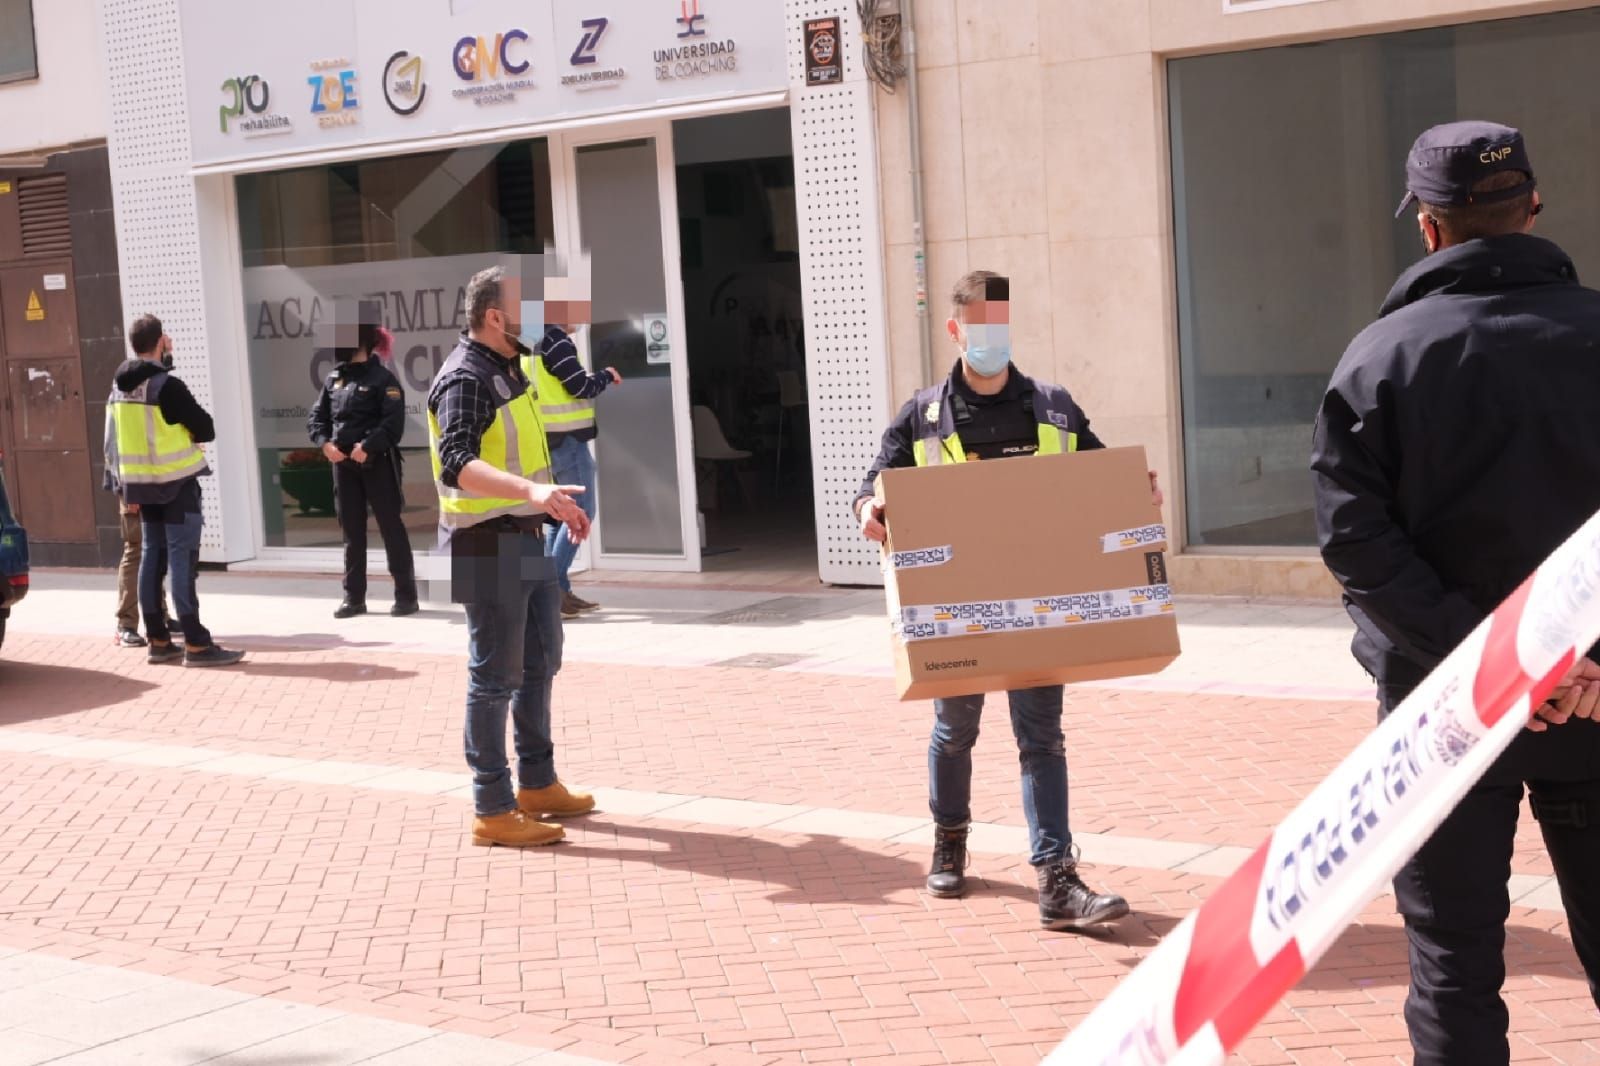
top-left (896, 584), bottom-right (1174, 643)
top-left (1043, 507), bottom-right (1600, 1066)
top-left (1102, 523), bottom-right (1169, 554)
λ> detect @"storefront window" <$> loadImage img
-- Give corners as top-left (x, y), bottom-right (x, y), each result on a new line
top-left (236, 140), bottom-right (555, 549)
top-left (1169, 8), bottom-right (1600, 547)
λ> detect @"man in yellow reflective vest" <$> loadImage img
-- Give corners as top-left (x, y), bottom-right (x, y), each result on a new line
top-left (109, 314), bottom-right (243, 668)
top-left (854, 271), bottom-right (1161, 931)
top-left (427, 263), bottom-right (596, 849)
top-left (523, 257), bottom-right (620, 619)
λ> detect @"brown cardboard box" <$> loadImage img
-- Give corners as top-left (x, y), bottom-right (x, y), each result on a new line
top-left (878, 446), bottom-right (1180, 701)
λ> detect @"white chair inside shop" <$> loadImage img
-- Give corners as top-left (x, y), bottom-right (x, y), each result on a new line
top-left (692, 405), bottom-right (753, 512)
top-left (692, 405), bottom-right (752, 461)
top-left (774, 370), bottom-right (807, 482)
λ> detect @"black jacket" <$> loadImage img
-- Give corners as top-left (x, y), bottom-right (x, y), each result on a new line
top-left (855, 361), bottom-right (1104, 515)
top-left (308, 358), bottom-right (406, 458)
top-left (1312, 234), bottom-right (1600, 690)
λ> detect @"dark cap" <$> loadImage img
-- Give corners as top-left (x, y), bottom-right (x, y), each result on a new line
top-left (1395, 121), bottom-right (1536, 218)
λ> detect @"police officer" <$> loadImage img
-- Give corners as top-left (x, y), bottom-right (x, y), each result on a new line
top-left (855, 270), bottom-right (1160, 932)
top-left (428, 262), bottom-right (595, 849)
top-left (1312, 122), bottom-right (1600, 1066)
top-left (308, 300), bottom-right (418, 619)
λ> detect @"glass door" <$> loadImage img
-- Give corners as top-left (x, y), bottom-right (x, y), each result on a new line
top-left (555, 124), bottom-right (699, 569)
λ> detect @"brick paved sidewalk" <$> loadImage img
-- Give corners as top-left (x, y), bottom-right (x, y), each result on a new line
top-left (0, 622), bottom-right (1594, 1062)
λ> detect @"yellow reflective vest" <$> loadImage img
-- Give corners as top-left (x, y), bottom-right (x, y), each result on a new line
top-left (910, 375), bottom-right (1081, 467)
top-left (524, 347), bottom-right (596, 436)
top-left (108, 374), bottom-right (208, 502)
top-left (427, 341), bottom-right (552, 535)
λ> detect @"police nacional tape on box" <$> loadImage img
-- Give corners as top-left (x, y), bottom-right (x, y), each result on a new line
top-left (1102, 523), bottom-right (1168, 554)
top-left (1043, 505), bottom-right (1600, 1066)
top-left (896, 584), bottom-right (1174, 642)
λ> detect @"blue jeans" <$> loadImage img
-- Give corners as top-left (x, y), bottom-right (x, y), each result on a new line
top-left (543, 434), bottom-right (597, 594)
top-left (139, 512), bottom-right (211, 647)
top-left (929, 685), bottom-right (1070, 866)
top-left (461, 540), bottom-right (564, 816)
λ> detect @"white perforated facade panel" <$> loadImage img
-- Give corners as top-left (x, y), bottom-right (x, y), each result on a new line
top-left (98, 0), bottom-right (230, 557)
top-left (787, 0), bottom-right (893, 586)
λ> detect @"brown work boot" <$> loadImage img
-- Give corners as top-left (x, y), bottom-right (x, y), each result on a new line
top-left (470, 810), bottom-right (565, 848)
top-left (517, 780), bottom-right (596, 818)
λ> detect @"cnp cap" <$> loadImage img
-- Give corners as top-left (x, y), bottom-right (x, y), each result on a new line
top-left (1395, 121), bottom-right (1536, 218)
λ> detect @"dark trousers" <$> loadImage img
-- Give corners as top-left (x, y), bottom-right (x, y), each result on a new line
top-left (333, 455), bottom-right (416, 604)
top-left (1381, 686), bottom-right (1600, 1066)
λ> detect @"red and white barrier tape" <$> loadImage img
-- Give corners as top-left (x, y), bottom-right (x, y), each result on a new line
top-left (1045, 508), bottom-right (1600, 1065)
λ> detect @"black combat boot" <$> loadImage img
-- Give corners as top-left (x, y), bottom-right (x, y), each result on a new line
top-left (926, 823), bottom-right (970, 898)
top-left (1037, 854), bottom-right (1129, 931)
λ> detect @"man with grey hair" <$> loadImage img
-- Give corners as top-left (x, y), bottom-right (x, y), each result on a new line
top-left (427, 260), bottom-right (596, 849)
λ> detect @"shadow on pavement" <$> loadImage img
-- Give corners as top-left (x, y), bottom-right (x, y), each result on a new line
top-left (229, 661), bottom-right (418, 683)
top-left (572, 818), bottom-right (1056, 911)
top-left (1298, 919), bottom-right (1593, 990)
top-left (0, 661), bottom-right (157, 724)
top-left (223, 634), bottom-right (397, 654)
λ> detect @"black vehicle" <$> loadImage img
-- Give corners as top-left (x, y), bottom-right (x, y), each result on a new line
top-left (0, 446), bottom-right (29, 653)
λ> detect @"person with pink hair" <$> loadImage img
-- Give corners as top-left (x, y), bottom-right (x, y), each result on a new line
top-left (307, 299), bottom-right (419, 617)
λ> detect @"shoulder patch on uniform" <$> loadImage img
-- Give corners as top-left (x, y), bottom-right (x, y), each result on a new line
top-left (385, 387), bottom-right (402, 399)
top-left (493, 377), bottom-right (512, 401)
top-left (1047, 411), bottom-right (1071, 429)
top-left (924, 402), bottom-right (941, 424)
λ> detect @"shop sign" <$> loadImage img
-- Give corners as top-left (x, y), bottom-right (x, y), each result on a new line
top-left (563, 16), bottom-right (626, 89)
top-left (452, 29), bottom-right (534, 106)
top-left (645, 314), bottom-right (670, 364)
top-left (655, 0), bottom-right (738, 82)
top-left (308, 58), bottom-right (361, 128)
top-left (181, 0), bottom-right (789, 167)
top-left (382, 50), bottom-right (427, 115)
top-left (244, 254), bottom-right (497, 449)
top-left (220, 74), bottom-right (292, 137)
top-left (804, 17), bottom-right (841, 87)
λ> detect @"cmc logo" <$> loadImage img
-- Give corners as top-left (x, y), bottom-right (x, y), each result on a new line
top-left (454, 30), bottom-right (530, 80)
top-left (219, 74), bottom-right (269, 133)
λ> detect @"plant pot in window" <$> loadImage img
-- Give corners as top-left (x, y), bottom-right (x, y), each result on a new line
top-left (279, 451), bottom-right (335, 515)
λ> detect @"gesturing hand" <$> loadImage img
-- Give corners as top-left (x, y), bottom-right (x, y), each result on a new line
top-left (528, 482), bottom-right (590, 544)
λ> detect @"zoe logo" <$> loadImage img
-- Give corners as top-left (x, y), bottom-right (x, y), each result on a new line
top-left (454, 30), bottom-right (531, 81)
top-left (677, 0), bottom-right (707, 38)
top-left (571, 17), bottom-right (609, 65)
top-left (308, 62), bottom-right (360, 128)
top-left (219, 74), bottom-right (270, 133)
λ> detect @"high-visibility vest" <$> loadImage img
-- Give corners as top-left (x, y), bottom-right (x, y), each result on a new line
top-left (524, 347), bottom-right (596, 435)
top-left (427, 341), bottom-right (552, 534)
top-left (910, 372), bottom-right (1083, 467)
top-left (108, 373), bottom-right (208, 502)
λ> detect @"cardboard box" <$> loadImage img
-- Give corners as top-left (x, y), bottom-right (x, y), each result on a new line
top-left (878, 446), bottom-right (1180, 701)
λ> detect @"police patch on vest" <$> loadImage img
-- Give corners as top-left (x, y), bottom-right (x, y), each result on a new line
top-left (924, 402), bottom-right (941, 424)
top-left (494, 377), bottom-right (512, 401)
top-left (890, 545), bottom-right (953, 571)
top-left (1046, 411), bottom-right (1072, 430)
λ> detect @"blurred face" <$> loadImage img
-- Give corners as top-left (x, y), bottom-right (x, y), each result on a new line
top-left (543, 274), bottom-right (592, 331)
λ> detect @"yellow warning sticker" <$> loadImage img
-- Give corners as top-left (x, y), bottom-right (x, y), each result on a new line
top-left (25, 291), bottom-right (44, 322)
top-left (0, 181), bottom-right (12, 195)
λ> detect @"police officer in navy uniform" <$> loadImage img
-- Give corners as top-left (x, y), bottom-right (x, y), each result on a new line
top-left (1313, 122), bottom-right (1600, 1066)
top-left (855, 270), bottom-right (1161, 932)
top-left (308, 300), bottom-right (418, 618)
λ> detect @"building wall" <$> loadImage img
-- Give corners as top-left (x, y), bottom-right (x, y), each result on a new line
top-left (0, 0), bottom-right (108, 155)
top-left (872, 0), bottom-right (1597, 599)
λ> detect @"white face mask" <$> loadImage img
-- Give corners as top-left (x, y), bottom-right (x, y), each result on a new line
top-left (963, 323), bottom-right (1012, 377)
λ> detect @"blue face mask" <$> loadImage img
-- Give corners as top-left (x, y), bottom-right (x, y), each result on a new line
top-left (963, 324), bottom-right (1012, 378)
